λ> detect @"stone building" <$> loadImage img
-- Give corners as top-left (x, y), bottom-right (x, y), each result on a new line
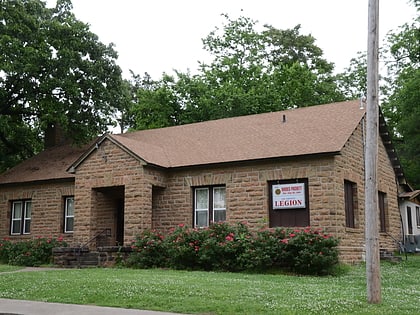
top-left (0, 100), bottom-right (412, 263)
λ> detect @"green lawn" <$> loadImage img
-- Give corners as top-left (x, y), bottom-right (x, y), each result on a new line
top-left (0, 256), bottom-right (419, 315)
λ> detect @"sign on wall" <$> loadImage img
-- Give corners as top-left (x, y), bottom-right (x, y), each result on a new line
top-left (272, 182), bottom-right (306, 209)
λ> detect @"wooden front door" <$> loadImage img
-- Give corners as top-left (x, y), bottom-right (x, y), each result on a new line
top-left (269, 179), bottom-right (309, 228)
top-left (116, 198), bottom-right (124, 245)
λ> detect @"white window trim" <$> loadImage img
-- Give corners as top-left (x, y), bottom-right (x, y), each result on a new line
top-left (23, 200), bottom-right (31, 235)
top-left (64, 196), bottom-right (74, 233)
top-left (213, 187), bottom-right (226, 222)
top-left (11, 200), bottom-right (32, 235)
top-left (194, 188), bottom-right (209, 228)
top-left (11, 201), bottom-right (22, 235)
top-left (194, 186), bottom-right (226, 228)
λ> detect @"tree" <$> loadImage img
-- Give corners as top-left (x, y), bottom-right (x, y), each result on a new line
top-left (180, 15), bottom-right (344, 121)
top-left (128, 14), bottom-right (345, 128)
top-left (336, 52), bottom-right (368, 100)
top-left (128, 72), bottom-right (181, 130)
top-left (388, 67), bottom-right (420, 188)
top-left (381, 1), bottom-right (420, 188)
top-left (335, 1), bottom-right (419, 188)
top-left (0, 0), bottom-right (125, 172)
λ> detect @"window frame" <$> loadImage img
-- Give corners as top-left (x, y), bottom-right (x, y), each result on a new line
top-left (416, 206), bottom-right (420, 228)
top-left (64, 196), bottom-right (75, 233)
top-left (10, 200), bottom-right (32, 235)
top-left (378, 191), bottom-right (387, 233)
top-left (407, 206), bottom-right (413, 234)
top-left (212, 186), bottom-right (227, 223)
top-left (344, 180), bottom-right (357, 228)
top-left (193, 186), bottom-right (226, 228)
top-left (268, 178), bottom-right (309, 228)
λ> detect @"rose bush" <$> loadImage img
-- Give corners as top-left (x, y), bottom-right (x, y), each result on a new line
top-left (126, 229), bottom-right (167, 268)
top-left (128, 223), bottom-right (340, 275)
top-left (285, 227), bottom-right (339, 275)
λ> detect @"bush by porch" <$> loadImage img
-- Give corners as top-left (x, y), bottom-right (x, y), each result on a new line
top-left (127, 222), bottom-right (340, 275)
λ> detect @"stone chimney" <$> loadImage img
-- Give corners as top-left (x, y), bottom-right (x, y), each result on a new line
top-left (44, 123), bottom-right (68, 148)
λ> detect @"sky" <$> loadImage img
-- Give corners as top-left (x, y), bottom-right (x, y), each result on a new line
top-left (46, 0), bottom-right (417, 79)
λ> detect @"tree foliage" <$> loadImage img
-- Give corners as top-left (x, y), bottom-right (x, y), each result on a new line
top-left (336, 1), bottom-right (419, 188)
top-left (389, 67), bottom-right (420, 188)
top-left (380, 1), bottom-right (420, 188)
top-left (0, 0), bottom-right (125, 172)
top-left (336, 52), bottom-right (368, 100)
top-left (183, 16), bottom-right (345, 120)
top-left (127, 14), bottom-right (345, 130)
top-left (128, 72), bottom-right (181, 130)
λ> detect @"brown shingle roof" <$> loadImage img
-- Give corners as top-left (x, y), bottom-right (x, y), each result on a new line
top-left (0, 144), bottom-right (87, 185)
top-left (1, 100), bottom-right (366, 184)
top-left (110, 100), bottom-right (365, 168)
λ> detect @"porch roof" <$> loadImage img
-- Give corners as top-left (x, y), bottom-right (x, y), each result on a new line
top-left (109, 100), bottom-right (365, 168)
top-left (399, 190), bottom-right (420, 201)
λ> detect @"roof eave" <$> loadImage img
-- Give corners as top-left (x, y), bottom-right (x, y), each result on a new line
top-left (165, 151), bottom-right (340, 170)
top-left (0, 177), bottom-right (75, 187)
top-left (399, 190), bottom-right (420, 201)
top-left (378, 110), bottom-right (407, 186)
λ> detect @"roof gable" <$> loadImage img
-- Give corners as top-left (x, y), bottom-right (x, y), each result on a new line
top-left (67, 135), bottom-right (150, 173)
top-left (110, 100), bottom-right (365, 168)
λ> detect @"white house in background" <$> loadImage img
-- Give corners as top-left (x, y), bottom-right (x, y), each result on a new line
top-left (399, 190), bottom-right (420, 252)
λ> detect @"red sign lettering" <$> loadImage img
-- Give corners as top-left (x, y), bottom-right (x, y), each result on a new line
top-left (275, 200), bottom-right (303, 207)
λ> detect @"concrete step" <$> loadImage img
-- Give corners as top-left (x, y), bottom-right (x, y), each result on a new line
top-left (380, 249), bottom-right (402, 262)
top-left (53, 249), bottom-right (101, 268)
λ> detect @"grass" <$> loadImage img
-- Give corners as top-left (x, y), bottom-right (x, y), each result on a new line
top-left (0, 256), bottom-right (419, 315)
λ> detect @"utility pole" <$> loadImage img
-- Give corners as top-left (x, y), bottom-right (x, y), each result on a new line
top-left (365, 0), bottom-right (381, 304)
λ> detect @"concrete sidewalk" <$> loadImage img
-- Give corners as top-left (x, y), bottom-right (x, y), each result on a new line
top-left (0, 298), bottom-right (187, 315)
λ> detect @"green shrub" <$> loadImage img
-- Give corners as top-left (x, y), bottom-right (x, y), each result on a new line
top-left (126, 229), bottom-right (167, 268)
top-left (0, 238), bottom-right (12, 263)
top-left (127, 223), bottom-right (340, 276)
top-left (198, 222), bottom-right (251, 271)
top-left (238, 228), bottom-right (289, 271)
top-left (284, 227), bottom-right (339, 275)
top-left (165, 224), bottom-right (208, 270)
top-left (0, 236), bottom-right (67, 266)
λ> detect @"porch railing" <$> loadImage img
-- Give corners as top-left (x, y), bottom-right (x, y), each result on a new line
top-left (386, 232), bottom-right (407, 260)
top-left (84, 228), bottom-right (112, 249)
top-left (75, 228), bottom-right (112, 268)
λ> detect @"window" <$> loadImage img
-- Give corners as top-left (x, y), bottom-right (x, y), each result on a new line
top-left (11, 200), bottom-right (32, 235)
top-left (268, 179), bottom-right (309, 228)
top-left (416, 206), bottom-right (420, 228)
top-left (64, 197), bottom-right (74, 233)
top-left (194, 186), bottom-right (226, 228)
top-left (407, 206), bottom-right (413, 234)
top-left (344, 180), bottom-right (357, 228)
top-left (378, 191), bottom-right (387, 232)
